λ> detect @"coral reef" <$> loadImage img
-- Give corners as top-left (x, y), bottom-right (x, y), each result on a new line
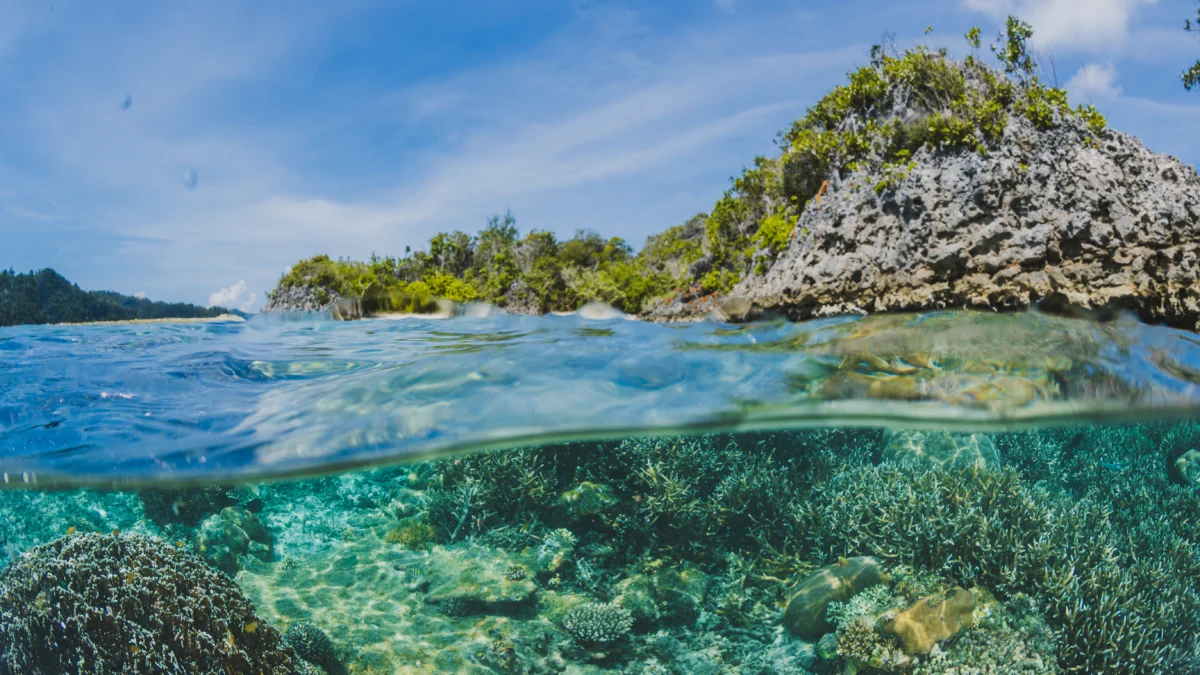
top-left (783, 556), bottom-right (890, 638)
top-left (284, 620), bottom-right (339, 670)
top-left (0, 532), bottom-right (296, 675)
top-left (4, 421), bottom-right (1200, 674)
top-left (885, 587), bottom-right (975, 654)
top-left (562, 602), bottom-right (634, 645)
top-left (194, 505), bottom-right (273, 575)
top-left (138, 486), bottom-right (233, 526)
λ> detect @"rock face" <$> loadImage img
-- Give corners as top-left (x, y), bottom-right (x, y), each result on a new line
top-left (782, 556), bottom-right (889, 638)
top-left (881, 429), bottom-right (1002, 470)
top-left (885, 587), bottom-right (975, 654)
top-left (262, 284), bottom-right (343, 312)
top-left (733, 115), bottom-right (1200, 330)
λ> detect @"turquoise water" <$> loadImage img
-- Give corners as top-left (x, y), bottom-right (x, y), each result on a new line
top-left (2, 308), bottom-right (1200, 487)
top-left (3, 309), bottom-right (1200, 674)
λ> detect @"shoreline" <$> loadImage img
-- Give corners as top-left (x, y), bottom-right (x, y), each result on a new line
top-left (50, 314), bottom-right (246, 327)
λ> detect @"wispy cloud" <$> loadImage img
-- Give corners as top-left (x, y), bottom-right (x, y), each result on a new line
top-left (1066, 63), bottom-right (1123, 102)
top-left (2, 1), bottom-right (1195, 309)
top-left (962, 0), bottom-right (1158, 53)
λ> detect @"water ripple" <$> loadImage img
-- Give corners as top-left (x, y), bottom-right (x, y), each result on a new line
top-left (1, 309), bottom-right (1199, 488)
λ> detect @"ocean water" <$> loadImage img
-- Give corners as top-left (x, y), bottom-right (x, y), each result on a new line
top-left (2, 309), bottom-right (1200, 674)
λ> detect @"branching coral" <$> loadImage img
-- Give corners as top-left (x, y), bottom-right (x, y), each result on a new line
top-left (562, 602), bottom-right (634, 645)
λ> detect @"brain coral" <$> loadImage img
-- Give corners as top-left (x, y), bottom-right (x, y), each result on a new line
top-left (0, 532), bottom-right (297, 675)
top-left (283, 621), bottom-right (338, 669)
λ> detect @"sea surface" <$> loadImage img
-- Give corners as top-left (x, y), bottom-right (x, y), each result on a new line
top-left (2, 308), bottom-right (1200, 674)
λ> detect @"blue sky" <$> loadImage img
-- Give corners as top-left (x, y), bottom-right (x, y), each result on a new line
top-left (1, 0), bottom-right (1197, 311)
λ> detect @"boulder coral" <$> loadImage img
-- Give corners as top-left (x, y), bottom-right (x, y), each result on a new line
top-left (194, 505), bottom-right (273, 575)
top-left (0, 532), bottom-right (296, 675)
top-left (885, 587), bottom-right (975, 654)
top-left (782, 556), bottom-right (889, 638)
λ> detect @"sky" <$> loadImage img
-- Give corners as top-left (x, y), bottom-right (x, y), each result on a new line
top-left (1, 0), bottom-right (1197, 312)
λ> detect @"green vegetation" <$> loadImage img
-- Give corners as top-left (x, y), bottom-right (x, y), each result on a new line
top-left (276, 16), bottom-right (1110, 314)
top-left (0, 269), bottom-right (237, 327)
top-left (1186, 4), bottom-right (1200, 90)
top-left (275, 213), bottom-right (685, 314)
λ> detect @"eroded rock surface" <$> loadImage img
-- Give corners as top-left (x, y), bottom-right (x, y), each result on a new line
top-left (733, 116), bottom-right (1200, 329)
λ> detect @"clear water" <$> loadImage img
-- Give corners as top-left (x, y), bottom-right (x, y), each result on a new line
top-left (2, 309), bottom-right (1200, 674)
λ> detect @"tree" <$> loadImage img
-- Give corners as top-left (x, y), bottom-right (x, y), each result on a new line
top-left (1186, 4), bottom-right (1200, 90)
top-left (992, 16), bottom-right (1036, 81)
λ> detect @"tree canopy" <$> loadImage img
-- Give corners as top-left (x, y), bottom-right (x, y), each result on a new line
top-left (0, 269), bottom-right (236, 327)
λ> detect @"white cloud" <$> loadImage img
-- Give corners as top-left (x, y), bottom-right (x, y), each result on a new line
top-left (715, 0), bottom-right (738, 11)
top-left (962, 0), bottom-right (1157, 53)
top-left (1065, 63), bottom-right (1122, 102)
top-left (208, 280), bottom-right (257, 312)
top-left (133, 291), bottom-right (146, 299)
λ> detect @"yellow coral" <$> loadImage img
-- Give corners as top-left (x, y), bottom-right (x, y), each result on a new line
top-left (885, 587), bottom-right (974, 654)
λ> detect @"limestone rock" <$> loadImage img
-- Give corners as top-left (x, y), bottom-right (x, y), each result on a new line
top-left (885, 587), bottom-right (975, 654)
top-left (782, 556), bottom-right (889, 638)
top-left (882, 429), bottom-right (1002, 469)
top-left (261, 284), bottom-right (343, 313)
top-left (728, 112), bottom-right (1200, 330)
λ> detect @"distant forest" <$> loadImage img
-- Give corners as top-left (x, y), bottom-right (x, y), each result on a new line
top-left (0, 269), bottom-right (237, 327)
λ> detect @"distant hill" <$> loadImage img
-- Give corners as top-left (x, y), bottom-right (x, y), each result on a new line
top-left (0, 269), bottom-right (242, 327)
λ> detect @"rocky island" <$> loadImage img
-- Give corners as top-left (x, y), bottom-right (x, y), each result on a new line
top-left (265, 21), bottom-right (1200, 329)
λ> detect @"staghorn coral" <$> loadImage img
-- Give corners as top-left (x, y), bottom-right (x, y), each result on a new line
top-left (0, 532), bottom-right (296, 675)
top-left (782, 556), bottom-right (890, 638)
top-left (805, 457), bottom-right (1200, 674)
top-left (562, 602), bottom-right (634, 645)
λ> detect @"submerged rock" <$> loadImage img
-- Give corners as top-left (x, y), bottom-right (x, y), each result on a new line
top-left (881, 429), bottom-right (1002, 469)
top-left (783, 556), bottom-right (889, 638)
top-left (885, 587), bottom-right (975, 654)
top-left (1174, 449), bottom-right (1200, 487)
top-left (194, 505), bottom-right (273, 575)
top-left (613, 564), bottom-right (709, 629)
top-left (422, 545), bottom-right (537, 616)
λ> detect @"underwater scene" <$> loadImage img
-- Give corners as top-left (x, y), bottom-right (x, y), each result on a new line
top-left (4, 310), bottom-right (1200, 675)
